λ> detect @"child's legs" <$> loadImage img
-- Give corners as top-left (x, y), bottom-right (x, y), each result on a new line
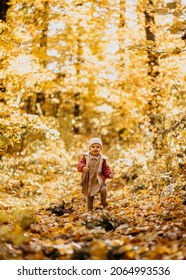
top-left (87, 195), bottom-right (94, 210)
top-left (100, 184), bottom-right (107, 206)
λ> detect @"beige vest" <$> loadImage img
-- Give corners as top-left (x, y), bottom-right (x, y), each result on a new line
top-left (81, 152), bottom-right (108, 197)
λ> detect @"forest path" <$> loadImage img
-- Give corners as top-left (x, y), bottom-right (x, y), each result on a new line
top-left (0, 161), bottom-right (185, 260)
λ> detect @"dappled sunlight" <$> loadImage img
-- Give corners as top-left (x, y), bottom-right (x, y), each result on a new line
top-left (0, 0), bottom-right (185, 260)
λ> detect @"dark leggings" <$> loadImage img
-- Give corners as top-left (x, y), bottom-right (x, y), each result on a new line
top-left (87, 184), bottom-right (107, 210)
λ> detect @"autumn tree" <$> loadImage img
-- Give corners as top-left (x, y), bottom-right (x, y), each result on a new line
top-left (0, 0), bottom-right (186, 156)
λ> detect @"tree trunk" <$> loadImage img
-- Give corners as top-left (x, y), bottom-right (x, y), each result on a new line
top-left (73, 37), bottom-right (82, 134)
top-left (144, 0), bottom-right (161, 153)
top-left (32, 1), bottom-right (49, 67)
top-left (118, 0), bottom-right (126, 66)
top-left (39, 1), bottom-right (49, 67)
top-left (119, 0), bottom-right (126, 29)
top-left (31, 1), bottom-right (49, 115)
top-left (117, 0), bottom-right (126, 140)
top-left (0, 0), bottom-right (9, 21)
top-left (144, 0), bottom-right (159, 78)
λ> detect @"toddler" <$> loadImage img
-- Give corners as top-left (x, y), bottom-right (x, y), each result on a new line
top-left (77, 138), bottom-right (114, 211)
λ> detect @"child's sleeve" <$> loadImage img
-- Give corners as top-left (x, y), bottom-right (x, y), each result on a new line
top-left (77, 156), bottom-right (86, 172)
top-left (102, 160), bottom-right (114, 178)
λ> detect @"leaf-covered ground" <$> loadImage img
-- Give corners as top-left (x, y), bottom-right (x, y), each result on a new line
top-left (0, 141), bottom-right (186, 260)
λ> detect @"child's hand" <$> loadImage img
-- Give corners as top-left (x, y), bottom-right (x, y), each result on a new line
top-left (83, 166), bottom-right (89, 172)
top-left (109, 174), bottom-right (114, 179)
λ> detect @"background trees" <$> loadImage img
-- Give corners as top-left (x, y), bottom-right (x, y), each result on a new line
top-left (0, 0), bottom-right (186, 261)
top-left (0, 0), bottom-right (185, 163)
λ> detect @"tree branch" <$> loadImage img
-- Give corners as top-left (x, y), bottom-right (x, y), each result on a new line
top-left (163, 116), bottom-right (186, 135)
top-left (125, 44), bottom-right (186, 55)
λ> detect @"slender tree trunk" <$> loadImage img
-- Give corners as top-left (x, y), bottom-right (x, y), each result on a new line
top-left (73, 37), bottom-right (82, 134)
top-left (32, 1), bottom-right (49, 66)
top-left (118, 0), bottom-right (126, 66)
top-left (39, 1), bottom-right (49, 67)
top-left (31, 1), bottom-right (49, 115)
top-left (144, 0), bottom-right (161, 152)
top-left (119, 0), bottom-right (126, 29)
top-left (0, 0), bottom-right (9, 21)
top-left (0, 0), bottom-right (9, 101)
top-left (117, 0), bottom-right (126, 139)
top-left (144, 0), bottom-right (159, 78)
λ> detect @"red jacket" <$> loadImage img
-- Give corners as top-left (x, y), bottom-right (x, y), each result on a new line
top-left (77, 152), bottom-right (113, 183)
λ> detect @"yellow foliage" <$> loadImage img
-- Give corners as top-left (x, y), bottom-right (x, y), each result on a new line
top-left (0, 0), bottom-right (185, 261)
top-left (89, 240), bottom-right (108, 259)
top-left (60, 223), bottom-right (73, 235)
top-left (0, 211), bottom-right (10, 223)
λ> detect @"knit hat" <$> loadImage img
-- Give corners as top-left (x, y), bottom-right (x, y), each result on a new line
top-left (88, 138), bottom-right (103, 149)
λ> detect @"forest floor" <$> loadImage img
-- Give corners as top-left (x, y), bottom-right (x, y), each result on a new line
top-left (0, 140), bottom-right (186, 260)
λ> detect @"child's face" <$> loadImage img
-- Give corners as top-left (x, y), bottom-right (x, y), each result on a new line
top-left (90, 143), bottom-right (102, 156)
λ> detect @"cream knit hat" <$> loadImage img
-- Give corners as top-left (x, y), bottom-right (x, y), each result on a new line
top-left (88, 138), bottom-right (103, 149)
